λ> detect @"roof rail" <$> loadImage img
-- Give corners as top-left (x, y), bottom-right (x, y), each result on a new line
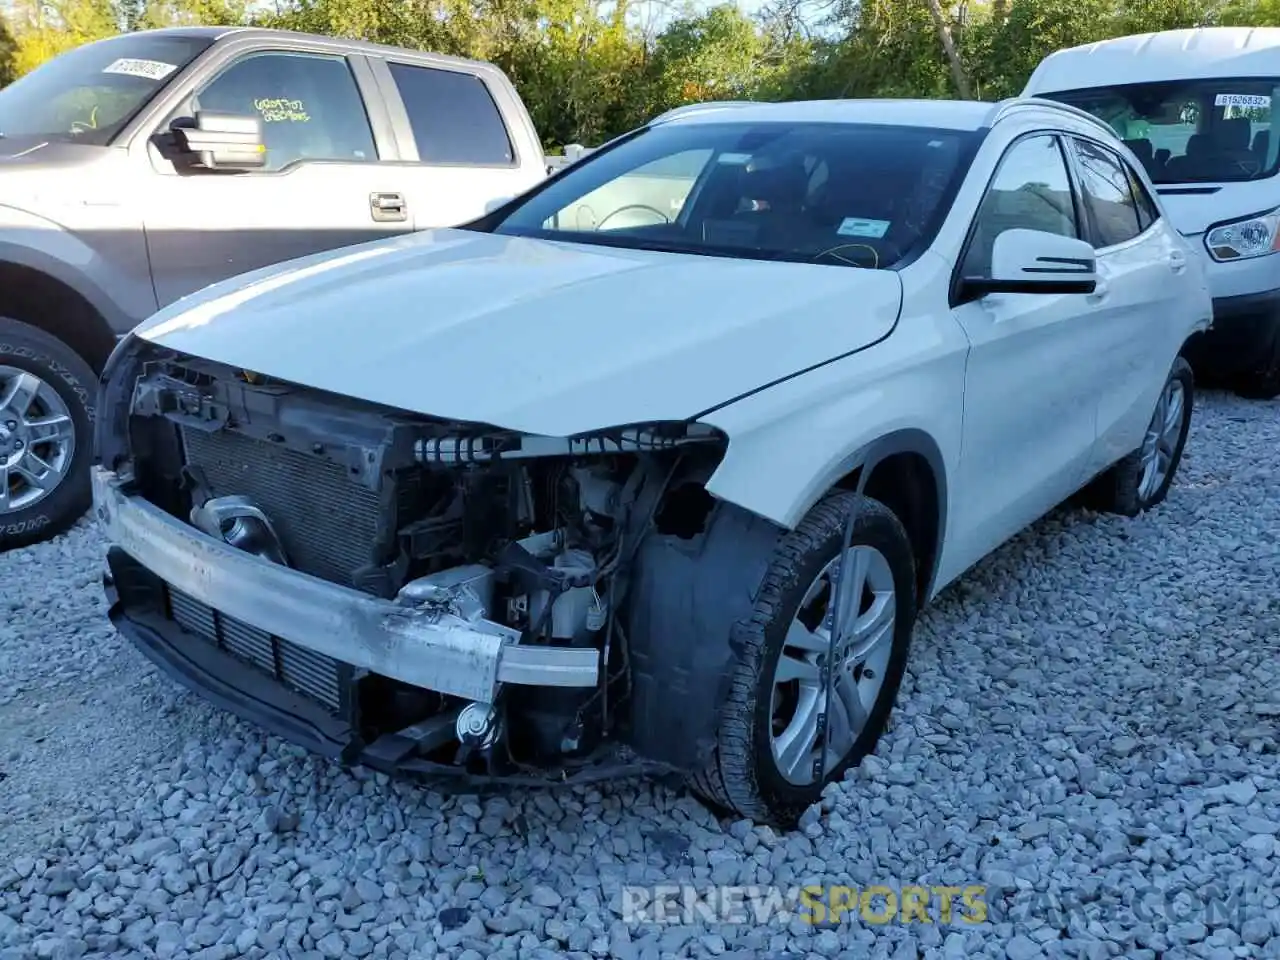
top-left (650, 101), bottom-right (758, 125)
top-left (988, 96), bottom-right (1118, 138)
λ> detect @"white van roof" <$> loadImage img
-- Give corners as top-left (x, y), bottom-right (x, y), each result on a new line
top-left (1024, 27), bottom-right (1280, 93)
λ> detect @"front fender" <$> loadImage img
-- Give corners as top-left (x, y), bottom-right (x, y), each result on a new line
top-left (698, 310), bottom-right (968, 547)
top-left (0, 203), bottom-right (148, 334)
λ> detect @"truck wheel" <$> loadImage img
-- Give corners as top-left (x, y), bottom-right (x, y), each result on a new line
top-left (691, 492), bottom-right (917, 827)
top-left (1087, 356), bottom-right (1194, 518)
top-left (0, 318), bottom-right (97, 551)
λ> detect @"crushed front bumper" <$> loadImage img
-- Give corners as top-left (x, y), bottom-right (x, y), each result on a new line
top-left (94, 466), bottom-right (605, 774)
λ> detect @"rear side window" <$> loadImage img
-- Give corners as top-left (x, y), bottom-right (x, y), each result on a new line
top-left (387, 64), bottom-right (514, 165)
top-left (1126, 163), bottom-right (1161, 232)
top-left (1070, 138), bottom-right (1143, 248)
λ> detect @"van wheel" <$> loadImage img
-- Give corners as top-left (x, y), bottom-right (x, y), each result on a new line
top-left (1088, 356), bottom-right (1194, 517)
top-left (0, 319), bottom-right (96, 551)
top-left (690, 492), bottom-right (917, 828)
top-left (1233, 334), bottom-right (1280, 400)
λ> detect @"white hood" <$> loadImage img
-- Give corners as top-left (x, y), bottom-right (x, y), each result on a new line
top-left (1159, 183), bottom-right (1276, 236)
top-left (134, 228), bottom-right (903, 437)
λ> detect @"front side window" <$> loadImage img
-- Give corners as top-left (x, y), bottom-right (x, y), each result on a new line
top-left (1072, 138), bottom-right (1143, 248)
top-left (0, 33), bottom-right (213, 146)
top-left (1040, 79), bottom-right (1280, 184)
top-left (485, 121), bottom-right (977, 270)
top-left (190, 52), bottom-right (377, 171)
top-left (387, 64), bottom-right (514, 165)
top-left (962, 134), bottom-right (1078, 278)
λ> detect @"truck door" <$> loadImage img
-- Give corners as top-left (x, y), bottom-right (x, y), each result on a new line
top-left (364, 58), bottom-right (549, 229)
top-left (140, 47), bottom-right (414, 307)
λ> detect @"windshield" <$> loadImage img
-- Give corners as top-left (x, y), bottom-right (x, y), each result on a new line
top-left (486, 121), bottom-right (977, 270)
top-left (1040, 79), bottom-right (1280, 184)
top-left (0, 33), bottom-right (213, 146)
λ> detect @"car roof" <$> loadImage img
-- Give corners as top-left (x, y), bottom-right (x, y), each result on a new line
top-left (653, 98), bottom-right (1002, 132)
top-left (651, 97), bottom-right (1116, 142)
top-left (1025, 27), bottom-right (1280, 91)
top-left (121, 25), bottom-right (500, 71)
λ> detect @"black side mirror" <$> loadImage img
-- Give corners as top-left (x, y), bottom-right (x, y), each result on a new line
top-left (171, 111), bottom-right (266, 171)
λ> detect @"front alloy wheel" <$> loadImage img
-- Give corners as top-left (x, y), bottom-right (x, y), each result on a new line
top-left (770, 544), bottom-right (897, 785)
top-left (0, 318), bottom-right (97, 551)
top-left (691, 491), bottom-right (918, 827)
top-left (0, 366), bottom-right (77, 515)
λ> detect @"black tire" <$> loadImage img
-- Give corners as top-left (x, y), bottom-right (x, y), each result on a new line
top-left (1233, 333), bottom-right (1280, 401)
top-left (1086, 356), bottom-right (1194, 518)
top-left (690, 491), bottom-right (918, 827)
top-left (0, 318), bottom-right (97, 551)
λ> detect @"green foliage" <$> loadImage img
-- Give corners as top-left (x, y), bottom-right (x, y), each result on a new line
top-left (0, 0), bottom-right (1274, 149)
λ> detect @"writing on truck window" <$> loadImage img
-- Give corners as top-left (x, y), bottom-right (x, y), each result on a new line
top-left (253, 98), bottom-right (310, 123)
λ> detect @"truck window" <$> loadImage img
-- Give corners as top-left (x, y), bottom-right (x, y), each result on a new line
top-left (0, 33), bottom-right (213, 146)
top-left (1039, 79), bottom-right (1280, 184)
top-left (191, 52), bottom-right (377, 172)
top-left (386, 63), bottom-right (514, 166)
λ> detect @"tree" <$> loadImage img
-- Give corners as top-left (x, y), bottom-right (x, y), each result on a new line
top-left (0, 12), bottom-right (16, 87)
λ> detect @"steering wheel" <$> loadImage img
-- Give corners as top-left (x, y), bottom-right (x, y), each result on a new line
top-left (597, 204), bottom-right (671, 230)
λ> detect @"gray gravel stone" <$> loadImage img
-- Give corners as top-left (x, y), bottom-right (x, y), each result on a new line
top-left (2, 392), bottom-right (1280, 959)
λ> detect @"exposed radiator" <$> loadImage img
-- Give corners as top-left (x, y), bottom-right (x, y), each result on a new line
top-left (179, 426), bottom-right (382, 589)
top-left (166, 585), bottom-right (345, 713)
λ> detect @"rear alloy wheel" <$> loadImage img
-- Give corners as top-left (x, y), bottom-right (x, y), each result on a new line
top-left (1088, 356), bottom-right (1194, 517)
top-left (0, 319), bottom-right (97, 551)
top-left (692, 492), bottom-right (918, 827)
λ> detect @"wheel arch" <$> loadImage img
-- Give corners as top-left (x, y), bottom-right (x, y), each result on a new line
top-left (708, 427), bottom-right (950, 606)
top-left (826, 429), bottom-right (948, 606)
top-left (0, 255), bottom-right (122, 376)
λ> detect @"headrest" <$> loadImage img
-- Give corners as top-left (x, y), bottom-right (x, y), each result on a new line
top-left (1216, 117), bottom-right (1251, 151)
top-left (1186, 133), bottom-right (1211, 157)
top-left (1124, 138), bottom-right (1154, 163)
top-left (741, 161), bottom-right (809, 208)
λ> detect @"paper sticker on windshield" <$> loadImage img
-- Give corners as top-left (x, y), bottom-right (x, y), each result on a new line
top-left (717, 152), bottom-right (752, 165)
top-left (837, 217), bottom-right (890, 239)
top-left (1215, 93), bottom-right (1271, 109)
top-left (102, 58), bottom-right (178, 81)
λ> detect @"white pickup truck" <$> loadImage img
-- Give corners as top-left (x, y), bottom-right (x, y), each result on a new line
top-left (0, 26), bottom-right (594, 550)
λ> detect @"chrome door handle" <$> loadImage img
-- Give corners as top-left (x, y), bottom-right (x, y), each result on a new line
top-left (370, 192), bottom-right (407, 223)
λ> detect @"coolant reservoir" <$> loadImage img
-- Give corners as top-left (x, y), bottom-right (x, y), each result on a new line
top-left (549, 549), bottom-right (598, 643)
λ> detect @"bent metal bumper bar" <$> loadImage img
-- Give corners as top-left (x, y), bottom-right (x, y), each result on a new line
top-left (91, 467), bottom-right (600, 703)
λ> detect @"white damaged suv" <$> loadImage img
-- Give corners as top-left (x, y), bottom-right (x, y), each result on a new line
top-left (93, 97), bottom-right (1211, 826)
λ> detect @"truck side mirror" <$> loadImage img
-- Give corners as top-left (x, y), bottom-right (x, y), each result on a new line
top-left (171, 111), bottom-right (267, 171)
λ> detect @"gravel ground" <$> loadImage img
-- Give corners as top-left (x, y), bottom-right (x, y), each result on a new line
top-left (2, 389), bottom-right (1279, 960)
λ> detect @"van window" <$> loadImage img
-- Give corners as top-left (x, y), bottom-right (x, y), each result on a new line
top-left (1040, 79), bottom-right (1280, 184)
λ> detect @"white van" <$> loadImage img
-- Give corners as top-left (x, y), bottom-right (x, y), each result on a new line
top-left (1023, 27), bottom-right (1280, 399)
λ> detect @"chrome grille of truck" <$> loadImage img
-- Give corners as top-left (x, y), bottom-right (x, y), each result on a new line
top-left (179, 426), bottom-right (382, 589)
top-left (166, 585), bottom-right (344, 712)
